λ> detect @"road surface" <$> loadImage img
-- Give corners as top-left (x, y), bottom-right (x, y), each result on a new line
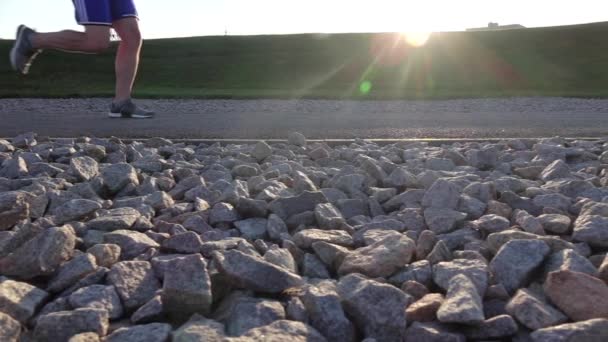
top-left (1, 97), bottom-right (607, 139)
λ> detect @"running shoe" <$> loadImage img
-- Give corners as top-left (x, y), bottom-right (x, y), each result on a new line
top-left (10, 25), bottom-right (42, 75)
top-left (109, 99), bottom-right (155, 119)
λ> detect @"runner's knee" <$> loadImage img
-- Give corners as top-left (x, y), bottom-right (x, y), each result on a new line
top-left (119, 27), bottom-right (142, 49)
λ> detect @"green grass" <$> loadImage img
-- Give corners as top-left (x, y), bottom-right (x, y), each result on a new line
top-left (2, 22), bottom-right (608, 99)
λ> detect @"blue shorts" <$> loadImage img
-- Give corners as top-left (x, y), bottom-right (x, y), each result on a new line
top-left (72, 0), bottom-right (138, 26)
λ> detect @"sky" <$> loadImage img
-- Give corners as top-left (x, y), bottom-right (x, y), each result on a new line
top-left (0, 0), bottom-right (606, 39)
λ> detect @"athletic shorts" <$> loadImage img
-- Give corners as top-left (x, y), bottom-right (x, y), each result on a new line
top-left (72, 0), bottom-right (138, 26)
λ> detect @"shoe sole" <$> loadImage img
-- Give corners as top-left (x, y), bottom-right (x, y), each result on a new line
top-left (108, 112), bottom-right (154, 119)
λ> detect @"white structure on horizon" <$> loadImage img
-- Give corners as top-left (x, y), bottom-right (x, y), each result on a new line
top-left (467, 22), bottom-right (526, 31)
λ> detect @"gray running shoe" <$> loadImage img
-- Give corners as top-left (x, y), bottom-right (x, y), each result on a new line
top-left (109, 99), bottom-right (155, 119)
top-left (10, 25), bottom-right (42, 75)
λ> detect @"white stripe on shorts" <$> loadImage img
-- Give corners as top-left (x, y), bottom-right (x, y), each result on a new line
top-left (77, 0), bottom-right (89, 22)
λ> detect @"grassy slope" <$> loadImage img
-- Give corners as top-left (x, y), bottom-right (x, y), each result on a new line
top-left (1, 22), bottom-right (608, 99)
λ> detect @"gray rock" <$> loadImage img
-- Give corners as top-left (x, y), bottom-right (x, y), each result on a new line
top-left (209, 202), bottom-right (239, 226)
top-left (402, 280), bottom-right (430, 300)
top-left (405, 322), bottom-right (465, 342)
top-left (0, 278), bottom-right (49, 323)
top-left (540, 160), bottom-right (571, 181)
top-left (385, 167), bottom-right (418, 188)
top-left (426, 240), bottom-right (453, 265)
top-left (533, 193), bottom-right (572, 212)
top-left (463, 314), bottom-right (518, 340)
top-left (309, 147), bottom-right (330, 160)
top-left (0, 312), bottom-right (20, 342)
top-left (474, 214), bottom-right (511, 234)
top-left (301, 282), bottom-right (355, 342)
top-left (269, 191), bottom-right (328, 220)
top-left (69, 285), bottom-right (123, 320)
top-left (47, 253), bottom-right (98, 293)
top-left (293, 171), bottom-right (318, 193)
top-left (87, 244), bottom-right (121, 268)
top-left (467, 146), bottom-right (498, 170)
top-left (302, 253), bottom-right (331, 279)
top-left (34, 308), bottom-right (109, 342)
top-left (514, 210), bottom-right (546, 235)
top-left (54, 199), bottom-right (102, 225)
top-left (338, 199), bottom-right (370, 218)
top-left (506, 288), bottom-right (568, 330)
top-left (416, 230), bottom-right (437, 260)
top-left (161, 232), bottom-right (204, 254)
top-left (60, 267), bottom-right (109, 298)
top-left (132, 156), bottom-right (166, 173)
top-left (538, 214), bottom-right (571, 234)
top-left (171, 176), bottom-right (206, 200)
top-left (489, 239), bottom-right (551, 294)
top-left (599, 255), bottom-right (608, 283)
top-left (388, 260), bottom-right (433, 287)
top-left (530, 318), bottom-right (608, 342)
top-left (86, 208), bottom-right (140, 231)
top-left (280, 299), bottom-right (306, 326)
top-left (162, 254), bottom-right (212, 321)
top-left (424, 208), bottom-right (467, 234)
top-left (458, 195), bottom-right (487, 220)
top-left (314, 203), bottom-right (345, 230)
top-left (293, 229), bottom-right (354, 248)
top-left (101, 163), bottom-right (139, 194)
top-left (214, 249), bottom-right (303, 294)
top-left (311, 241), bottom-right (349, 271)
top-left (288, 132), bottom-right (307, 146)
top-left (105, 323), bottom-right (172, 342)
top-left (131, 296), bottom-right (164, 324)
top-left (68, 156), bottom-right (99, 181)
top-left (0, 226), bottom-right (76, 279)
top-left (543, 249), bottom-right (598, 278)
top-left (338, 234), bottom-right (415, 278)
top-left (12, 132), bottom-right (36, 148)
top-left (463, 182), bottom-right (496, 203)
top-left (251, 141), bottom-right (272, 162)
top-left (382, 189), bottom-right (425, 211)
top-left (239, 320), bottom-right (326, 342)
top-left (235, 218), bottom-right (268, 240)
top-left (422, 179), bottom-right (460, 209)
top-left (338, 274), bottom-right (410, 342)
top-left (499, 191), bottom-right (542, 216)
top-left (236, 198), bottom-right (268, 218)
top-left (0, 191), bottom-right (30, 230)
top-left (172, 314), bottom-right (226, 341)
top-left (437, 274), bottom-right (484, 325)
top-left (107, 261), bottom-right (160, 312)
top-left (573, 215), bottom-right (608, 248)
top-left (226, 297), bottom-right (285, 336)
top-left (263, 247), bottom-right (298, 273)
top-left (0, 157), bottom-right (28, 179)
top-left (433, 259), bottom-right (488, 296)
top-left (103, 230), bottom-right (159, 260)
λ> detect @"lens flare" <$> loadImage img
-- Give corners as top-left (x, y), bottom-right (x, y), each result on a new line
top-left (359, 81), bottom-right (372, 95)
top-left (401, 31), bottom-right (432, 47)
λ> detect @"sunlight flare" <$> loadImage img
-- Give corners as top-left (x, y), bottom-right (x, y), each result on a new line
top-left (401, 31), bottom-right (432, 47)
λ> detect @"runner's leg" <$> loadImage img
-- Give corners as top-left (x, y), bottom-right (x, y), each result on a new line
top-left (30, 0), bottom-right (112, 53)
top-left (112, 18), bottom-right (142, 102)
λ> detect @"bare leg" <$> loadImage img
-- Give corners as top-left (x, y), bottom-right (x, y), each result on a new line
top-left (30, 26), bottom-right (110, 53)
top-left (111, 18), bottom-right (142, 102)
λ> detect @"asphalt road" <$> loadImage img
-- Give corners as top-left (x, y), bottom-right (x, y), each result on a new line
top-left (1, 97), bottom-right (608, 139)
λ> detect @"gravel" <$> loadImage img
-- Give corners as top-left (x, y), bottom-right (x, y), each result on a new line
top-left (1, 132), bottom-right (608, 340)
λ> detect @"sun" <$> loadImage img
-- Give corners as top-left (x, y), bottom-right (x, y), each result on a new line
top-left (401, 31), bottom-right (432, 47)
